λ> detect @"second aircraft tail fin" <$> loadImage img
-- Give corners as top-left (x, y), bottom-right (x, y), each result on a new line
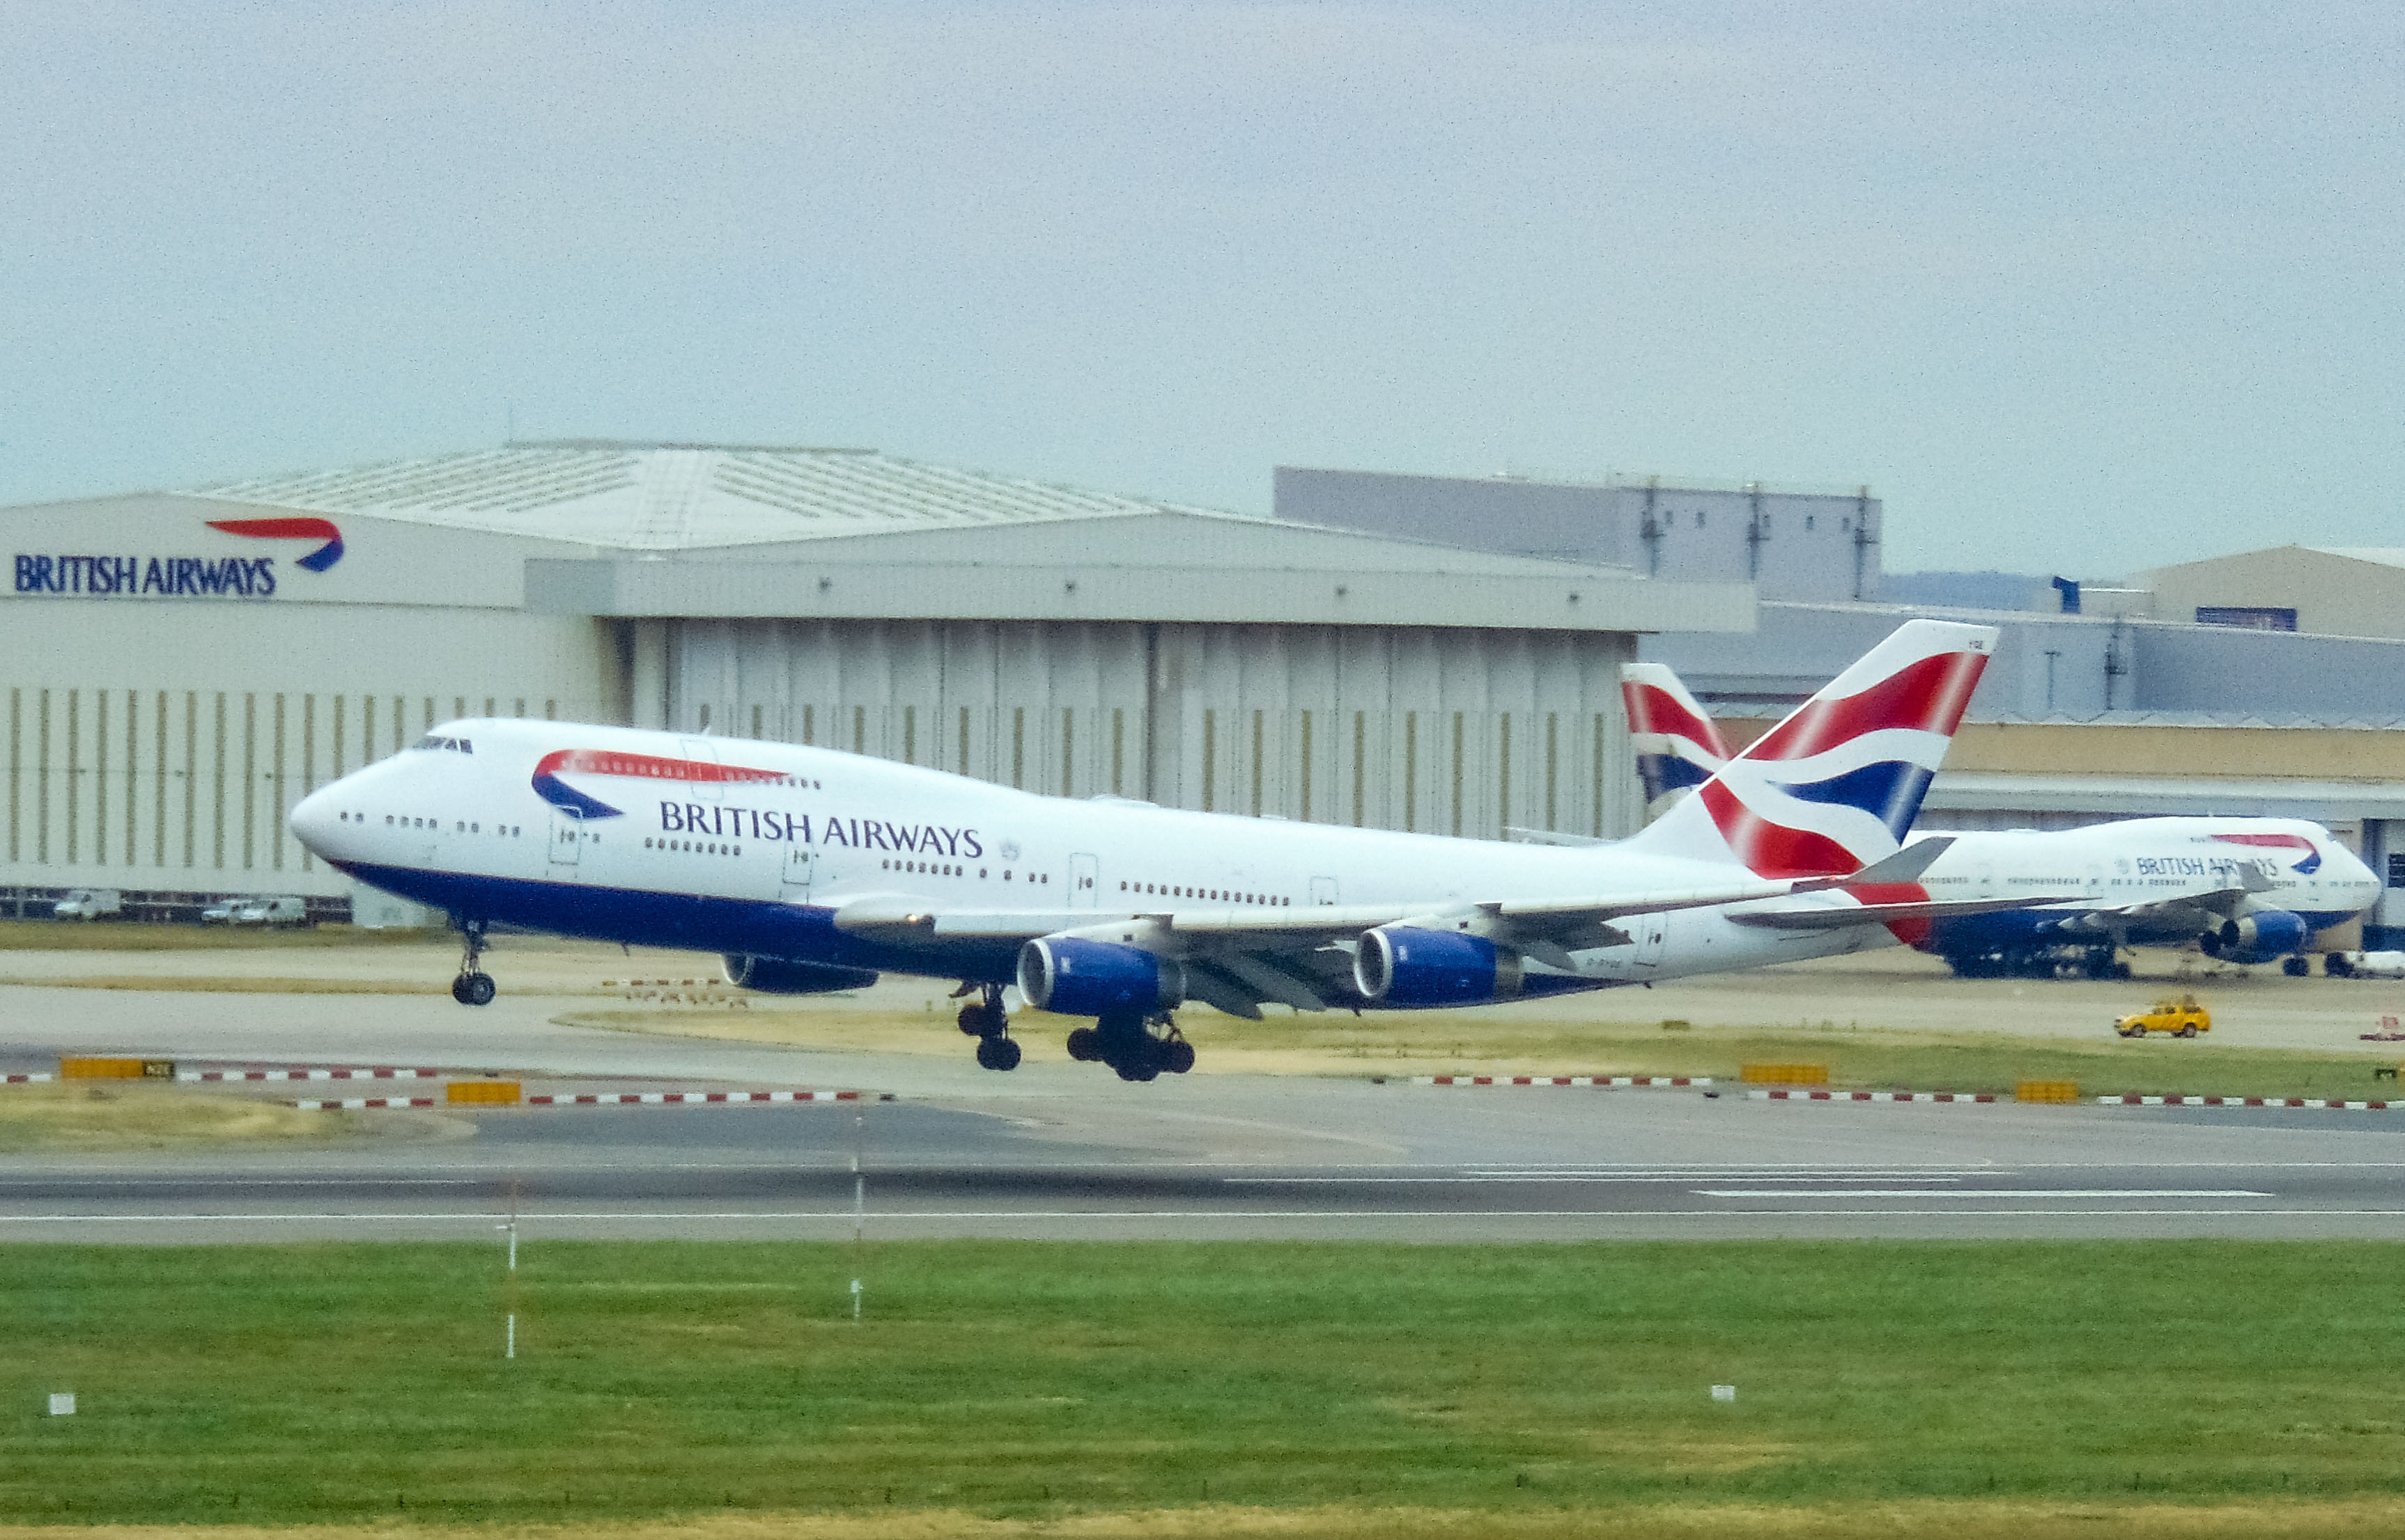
top-left (1621, 620), bottom-right (1994, 878)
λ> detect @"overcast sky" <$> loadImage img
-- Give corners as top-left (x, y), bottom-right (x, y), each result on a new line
top-left (4, 1), bottom-right (2398, 576)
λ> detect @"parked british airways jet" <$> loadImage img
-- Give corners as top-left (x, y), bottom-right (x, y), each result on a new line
top-left (290, 621), bottom-right (2034, 1080)
top-left (1621, 662), bottom-right (2379, 979)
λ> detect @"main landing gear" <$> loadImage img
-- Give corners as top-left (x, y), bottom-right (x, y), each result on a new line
top-left (955, 982), bottom-right (1021, 1071)
top-left (450, 918), bottom-right (497, 1006)
top-left (1065, 1011), bottom-right (1195, 1082)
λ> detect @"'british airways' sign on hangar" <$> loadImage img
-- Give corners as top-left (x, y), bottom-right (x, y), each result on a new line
top-left (13, 519), bottom-right (346, 598)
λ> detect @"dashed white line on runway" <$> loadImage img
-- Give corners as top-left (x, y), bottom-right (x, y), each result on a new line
top-left (1693, 1188), bottom-right (2273, 1199)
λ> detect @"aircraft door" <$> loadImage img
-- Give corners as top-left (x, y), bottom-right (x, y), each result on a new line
top-left (1632, 911), bottom-right (1668, 973)
top-left (1310, 876), bottom-right (1339, 906)
top-left (781, 845), bottom-right (816, 902)
top-left (1069, 853), bottom-right (1099, 908)
top-left (548, 809), bottom-right (584, 869)
top-left (678, 738), bottom-right (722, 802)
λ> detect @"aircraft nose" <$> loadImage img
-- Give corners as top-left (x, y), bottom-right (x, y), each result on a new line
top-left (288, 784), bottom-right (341, 857)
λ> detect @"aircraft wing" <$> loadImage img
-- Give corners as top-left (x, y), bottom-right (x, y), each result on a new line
top-left (2073, 880), bottom-right (2262, 929)
top-left (1726, 893), bottom-right (2084, 931)
top-left (830, 875), bottom-right (1808, 947)
top-left (830, 842), bottom-right (1963, 1020)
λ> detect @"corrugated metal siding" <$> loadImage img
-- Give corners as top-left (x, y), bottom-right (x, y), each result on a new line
top-left (668, 619), bottom-right (1641, 841)
top-left (0, 685), bottom-right (606, 896)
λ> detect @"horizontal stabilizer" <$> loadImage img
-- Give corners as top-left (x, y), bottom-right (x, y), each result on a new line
top-left (1795, 836), bottom-right (1954, 891)
top-left (1503, 826), bottom-right (1611, 848)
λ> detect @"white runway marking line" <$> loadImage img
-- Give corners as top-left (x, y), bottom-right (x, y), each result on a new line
top-left (1232, 1167), bottom-right (1995, 1185)
top-left (1694, 1188), bottom-right (2275, 1199)
top-left (0, 1206), bottom-right (2389, 1224)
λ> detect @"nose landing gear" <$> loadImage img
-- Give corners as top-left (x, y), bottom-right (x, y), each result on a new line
top-left (450, 918), bottom-right (497, 1006)
top-left (1066, 1011), bottom-right (1193, 1081)
top-left (954, 982), bottom-right (1021, 1071)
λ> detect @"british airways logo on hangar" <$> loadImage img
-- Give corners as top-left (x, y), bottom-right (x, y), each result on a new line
top-left (13, 515), bottom-right (346, 597)
top-left (208, 517), bottom-right (346, 571)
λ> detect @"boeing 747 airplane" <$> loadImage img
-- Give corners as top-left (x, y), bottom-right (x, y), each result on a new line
top-left (290, 620), bottom-right (2037, 1080)
top-left (1621, 660), bottom-right (2379, 979)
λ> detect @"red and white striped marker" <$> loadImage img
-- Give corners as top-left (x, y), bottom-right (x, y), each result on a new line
top-left (288, 1089), bottom-right (893, 1111)
top-left (525, 1090), bottom-right (887, 1105)
top-left (1412, 1075), bottom-right (1709, 1087)
top-left (5, 1072), bottom-right (52, 1084)
top-left (1750, 1089), bottom-right (1996, 1103)
top-left (180, 1067), bottom-right (445, 1082)
top-left (2100, 1094), bottom-right (2399, 1110)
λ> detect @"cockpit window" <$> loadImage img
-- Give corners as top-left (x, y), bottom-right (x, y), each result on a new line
top-left (411, 735), bottom-right (474, 754)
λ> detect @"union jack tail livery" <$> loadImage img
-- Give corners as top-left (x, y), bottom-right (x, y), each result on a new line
top-left (1624, 620), bottom-right (1994, 878)
top-left (1620, 662), bottom-right (1731, 816)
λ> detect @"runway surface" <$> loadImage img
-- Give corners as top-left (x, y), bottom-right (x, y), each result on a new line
top-left (11, 1080), bottom-right (2405, 1241)
top-left (8, 947), bottom-right (2405, 1243)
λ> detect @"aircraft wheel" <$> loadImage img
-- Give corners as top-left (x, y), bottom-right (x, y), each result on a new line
top-left (451, 975), bottom-right (473, 1004)
top-left (2283, 956), bottom-right (2310, 977)
top-left (974, 1035), bottom-right (1021, 1071)
top-left (460, 972), bottom-right (497, 1007)
top-left (1114, 1056), bottom-right (1160, 1083)
top-left (1162, 1039), bottom-right (1196, 1075)
top-left (958, 1003), bottom-right (996, 1037)
top-left (1065, 1026), bottom-right (1100, 1062)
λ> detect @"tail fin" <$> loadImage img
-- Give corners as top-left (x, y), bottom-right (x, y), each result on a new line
top-left (1623, 619), bottom-right (1994, 877)
top-left (1620, 662), bottom-right (1731, 816)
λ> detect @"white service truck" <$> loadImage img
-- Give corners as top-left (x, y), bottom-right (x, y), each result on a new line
top-left (231, 896), bottom-right (311, 928)
top-left (52, 889), bottom-right (123, 921)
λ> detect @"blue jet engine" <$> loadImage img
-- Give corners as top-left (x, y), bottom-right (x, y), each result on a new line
top-left (722, 954), bottom-right (881, 994)
top-left (1353, 926), bottom-right (1525, 1006)
top-left (1017, 938), bottom-right (1186, 1016)
top-left (2200, 909), bottom-right (2309, 965)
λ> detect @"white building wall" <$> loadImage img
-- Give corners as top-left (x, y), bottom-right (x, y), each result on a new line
top-left (668, 619), bottom-right (1641, 841)
top-left (0, 605), bottom-right (619, 897)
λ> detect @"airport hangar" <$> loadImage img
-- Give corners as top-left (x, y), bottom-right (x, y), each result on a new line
top-left (0, 442), bottom-right (1750, 921)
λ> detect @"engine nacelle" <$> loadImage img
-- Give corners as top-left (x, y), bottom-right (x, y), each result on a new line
top-left (2200, 908), bottom-right (2310, 965)
top-left (1353, 926), bottom-right (1524, 1006)
top-left (722, 954), bottom-right (881, 994)
top-left (1016, 937), bottom-right (1186, 1017)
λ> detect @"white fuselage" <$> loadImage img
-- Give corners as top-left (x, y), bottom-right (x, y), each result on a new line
top-left (290, 719), bottom-right (1908, 1000)
top-left (1911, 818), bottom-right (2376, 947)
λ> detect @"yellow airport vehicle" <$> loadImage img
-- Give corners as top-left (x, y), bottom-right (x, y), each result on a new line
top-left (2115, 994), bottom-right (2210, 1039)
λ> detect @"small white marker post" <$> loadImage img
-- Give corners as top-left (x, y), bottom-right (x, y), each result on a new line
top-left (500, 1177), bottom-right (520, 1360)
top-left (851, 1112), bottom-right (866, 1324)
top-left (1710, 1385), bottom-right (1737, 1403)
top-left (47, 1393), bottom-right (74, 1417)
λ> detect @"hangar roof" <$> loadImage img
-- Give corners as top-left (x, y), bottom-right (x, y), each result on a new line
top-left (191, 441), bottom-right (1240, 551)
top-left (17, 440), bottom-right (1751, 633)
top-left (2305, 547), bottom-right (2405, 568)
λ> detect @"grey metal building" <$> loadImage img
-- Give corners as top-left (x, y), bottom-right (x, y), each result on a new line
top-left (1276, 466), bottom-right (1883, 602)
top-left (0, 443), bottom-right (1751, 912)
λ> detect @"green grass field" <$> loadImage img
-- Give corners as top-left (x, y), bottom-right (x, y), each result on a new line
top-left (8, 1240), bottom-right (2405, 1535)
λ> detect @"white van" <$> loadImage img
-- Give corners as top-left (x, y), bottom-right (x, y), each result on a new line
top-left (231, 896), bottom-right (311, 928)
top-left (52, 889), bottom-right (123, 921)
